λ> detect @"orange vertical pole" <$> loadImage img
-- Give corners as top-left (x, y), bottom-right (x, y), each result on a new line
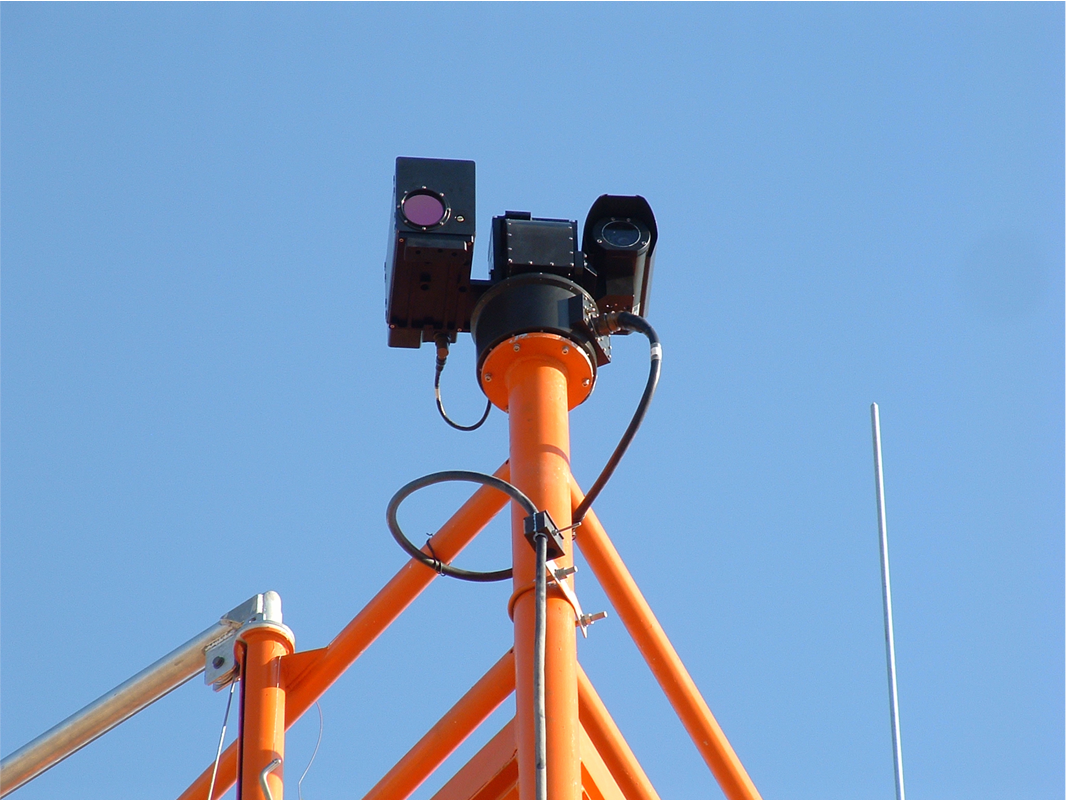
top-left (237, 624), bottom-right (295, 800)
top-left (497, 334), bottom-right (581, 800)
top-left (569, 482), bottom-right (762, 800)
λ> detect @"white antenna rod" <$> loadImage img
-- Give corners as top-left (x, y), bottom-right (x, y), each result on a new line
top-left (871, 403), bottom-right (906, 800)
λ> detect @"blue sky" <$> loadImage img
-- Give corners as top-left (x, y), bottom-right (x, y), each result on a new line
top-left (2, 4), bottom-right (1062, 799)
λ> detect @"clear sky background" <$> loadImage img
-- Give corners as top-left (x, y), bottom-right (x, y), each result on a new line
top-left (2, 4), bottom-right (1062, 800)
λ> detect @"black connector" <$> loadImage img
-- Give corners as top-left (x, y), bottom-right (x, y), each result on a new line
top-left (523, 510), bottom-right (567, 560)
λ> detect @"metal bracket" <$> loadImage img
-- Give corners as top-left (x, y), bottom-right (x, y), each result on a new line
top-left (205, 592), bottom-right (287, 691)
top-left (545, 562), bottom-right (607, 638)
top-left (524, 510), bottom-right (567, 560)
top-left (260, 757), bottom-right (283, 800)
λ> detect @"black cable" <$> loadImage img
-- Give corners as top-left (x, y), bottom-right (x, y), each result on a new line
top-left (434, 335), bottom-right (491, 432)
top-left (533, 530), bottom-right (548, 800)
top-left (572, 311), bottom-right (662, 524)
top-left (386, 470), bottom-right (536, 582)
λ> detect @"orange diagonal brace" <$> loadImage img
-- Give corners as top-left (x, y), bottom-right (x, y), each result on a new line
top-left (570, 482), bottom-right (762, 800)
top-left (362, 651), bottom-right (515, 800)
top-left (576, 665), bottom-right (660, 800)
top-left (178, 462), bottom-right (511, 800)
top-left (428, 719), bottom-right (516, 800)
top-left (578, 724), bottom-right (626, 800)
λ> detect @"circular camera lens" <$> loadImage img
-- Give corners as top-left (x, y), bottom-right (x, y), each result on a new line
top-left (402, 192), bottom-right (446, 227)
top-left (601, 220), bottom-right (642, 248)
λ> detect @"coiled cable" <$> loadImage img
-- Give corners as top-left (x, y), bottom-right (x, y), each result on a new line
top-left (386, 470), bottom-right (535, 582)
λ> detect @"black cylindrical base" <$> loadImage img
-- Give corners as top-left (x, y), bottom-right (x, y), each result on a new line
top-left (470, 273), bottom-right (610, 374)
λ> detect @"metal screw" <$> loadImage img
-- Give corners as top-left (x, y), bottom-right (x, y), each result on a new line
top-left (562, 346), bottom-right (569, 354)
top-left (582, 378), bottom-right (591, 387)
top-left (212, 656), bottom-right (226, 669)
top-left (513, 344), bottom-right (520, 352)
top-left (455, 215), bottom-right (464, 222)
top-left (484, 373), bottom-right (493, 383)
top-left (579, 611), bottom-right (608, 626)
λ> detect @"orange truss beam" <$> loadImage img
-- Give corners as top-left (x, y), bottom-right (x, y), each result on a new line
top-left (578, 724), bottom-right (625, 800)
top-left (178, 463), bottom-right (512, 800)
top-left (362, 651), bottom-right (515, 800)
top-left (576, 666), bottom-right (659, 800)
top-left (429, 720), bottom-right (517, 800)
top-left (570, 482), bottom-right (762, 800)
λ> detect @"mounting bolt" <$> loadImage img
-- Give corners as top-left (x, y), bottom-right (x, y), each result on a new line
top-left (513, 343), bottom-right (521, 352)
top-left (579, 611), bottom-right (608, 627)
top-left (212, 655), bottom-right (226, 670)
top-left (484, 373), bottom-right (493, 382)
top-left (582, 378), bottom-right (591, 387)
top-left (562, 345), bottom-right (570, 354)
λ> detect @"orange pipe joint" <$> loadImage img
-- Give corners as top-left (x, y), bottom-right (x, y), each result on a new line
top-left (237, 595), bottom-right (296, 800)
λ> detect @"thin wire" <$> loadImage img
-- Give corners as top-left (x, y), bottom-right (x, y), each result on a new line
top-left (297, 702), bottom-right (324, 800)
top-left (206, 681), bottom-right (237, 800)
top-left (871, 403), bottom-right (906, 800)
top-left (434, 335), bottom-right (491, 432)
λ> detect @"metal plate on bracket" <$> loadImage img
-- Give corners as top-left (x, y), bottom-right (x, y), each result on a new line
top-left (204, 633), bottom-right (239, 690)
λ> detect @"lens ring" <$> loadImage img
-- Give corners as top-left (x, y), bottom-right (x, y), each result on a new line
top-left (401, 191), bottom-right (448, 228)
top-left (600, 219), bottom-right (643, 248)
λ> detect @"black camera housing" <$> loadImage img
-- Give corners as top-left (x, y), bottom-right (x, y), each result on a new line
top-left (581, 195), bottom-right (657, 317)
top-left (385, 157), bottom-right (490, 348)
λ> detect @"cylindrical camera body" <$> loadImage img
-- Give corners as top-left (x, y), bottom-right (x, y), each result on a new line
top-left (470, 273), bottom-right (611, 373)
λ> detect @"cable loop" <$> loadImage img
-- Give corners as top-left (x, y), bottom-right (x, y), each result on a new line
top-left (434, 335), bottom-right (491, 431)
top-left (387, 470), bottom-right (537, 582)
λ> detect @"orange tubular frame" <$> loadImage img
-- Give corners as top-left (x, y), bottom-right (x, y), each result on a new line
top-left (179, 463), bottom-right (512, 800)
top-left (570, 482), bottom-right (762, 800)
top-left (173, 331), bottom-right (765, 800)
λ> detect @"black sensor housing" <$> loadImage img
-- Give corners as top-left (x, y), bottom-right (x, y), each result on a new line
top-left (581, 195), bottom-right (657, 318)
top-left (385, 157), bottom-right (489, 348)
top-left (385, 159), bottom-right (657, 354)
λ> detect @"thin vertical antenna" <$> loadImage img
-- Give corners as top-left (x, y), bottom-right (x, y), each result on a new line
top-left (871, 403), bottom-right (906, 800)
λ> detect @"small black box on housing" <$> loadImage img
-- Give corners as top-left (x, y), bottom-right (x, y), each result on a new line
top-left (489, 212), bottom-right (585, 285)
top-left (385, 157), bottom-right (488, 348)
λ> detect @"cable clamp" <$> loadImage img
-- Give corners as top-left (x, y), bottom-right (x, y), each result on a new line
top-left (425, 539), bottom-right (445, 576)
top-left (523, 511), bottom-right (567, 559)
